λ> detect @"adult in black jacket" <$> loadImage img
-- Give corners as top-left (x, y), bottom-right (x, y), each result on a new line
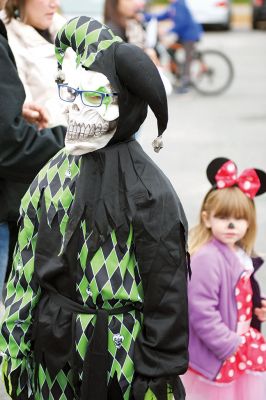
top-left (0, 18), bottom-right (66, 290)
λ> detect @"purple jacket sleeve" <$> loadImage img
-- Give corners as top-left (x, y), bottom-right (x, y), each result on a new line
top-left (188, 251), bottom-right (241, 360)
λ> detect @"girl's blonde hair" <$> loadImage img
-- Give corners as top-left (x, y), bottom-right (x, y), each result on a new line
top-left (189, 187), bottom-right (257, 256)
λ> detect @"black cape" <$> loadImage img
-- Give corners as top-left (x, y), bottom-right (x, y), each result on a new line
top-left (32, 139), bottom-right (189, 400)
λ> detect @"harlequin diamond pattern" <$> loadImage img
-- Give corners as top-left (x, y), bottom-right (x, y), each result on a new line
top-left (0, 149), bottom-right (144, 400)
top-left (108, 311), bottom-right (143, 398)
top-left (55, 16), bottom-right (122, 70)
top-left (36, 362), bottom-right (76, 400)
top-left (77, 227), bottom-right (143, 308)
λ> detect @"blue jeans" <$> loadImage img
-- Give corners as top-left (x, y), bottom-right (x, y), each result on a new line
top-left (0, 222), bottom-right (9, 298)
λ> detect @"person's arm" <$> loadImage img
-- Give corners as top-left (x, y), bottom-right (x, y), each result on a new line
top-left (255, 300), bottom-right (266, 322)
top-left (189, 251), bottom-right (241, 360)
top-left (13, 46), bottom-right (33, 104)
top-left (0, 39), bottom-right (65, 184)
top-left (0, 174), bottom-right (43, 399)
top-left (144, 8), bottom-right (172, 23)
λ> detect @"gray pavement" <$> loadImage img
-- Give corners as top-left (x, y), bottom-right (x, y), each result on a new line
top-left (1, 29), bottom-right (266, 398)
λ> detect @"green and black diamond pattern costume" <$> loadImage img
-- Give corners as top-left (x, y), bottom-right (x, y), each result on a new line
top-left (0, 16), bottom-right (189, 400)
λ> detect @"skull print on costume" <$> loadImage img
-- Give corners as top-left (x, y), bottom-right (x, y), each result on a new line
top-left (62, 67), bottom-right (119, 155)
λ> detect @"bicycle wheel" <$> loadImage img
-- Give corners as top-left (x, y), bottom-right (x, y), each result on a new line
top-left (190, 49), bottom-right (234, 96)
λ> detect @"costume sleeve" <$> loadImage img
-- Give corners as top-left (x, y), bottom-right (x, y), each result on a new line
top-left (188, 252), bottom-right (241, 360)
top-left (0, 37), bottom-right (65, 184)
top-left (0, 175), bottom-right (42, 399)
top-left (132, 195), bottom-right (189, 400)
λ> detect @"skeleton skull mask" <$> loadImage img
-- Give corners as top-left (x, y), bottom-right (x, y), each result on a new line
top-left (62, 67), bottom-right (119, 155)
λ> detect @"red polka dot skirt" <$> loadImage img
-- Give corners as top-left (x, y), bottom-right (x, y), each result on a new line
top-left (216, 273), bottom-right (266, 383)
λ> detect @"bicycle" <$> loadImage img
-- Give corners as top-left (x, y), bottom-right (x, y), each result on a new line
top-left (159, 41), bottom-right (234, 96)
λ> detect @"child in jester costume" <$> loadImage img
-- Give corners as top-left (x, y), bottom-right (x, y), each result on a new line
top-left (0, 16), bottom-right (189, 400)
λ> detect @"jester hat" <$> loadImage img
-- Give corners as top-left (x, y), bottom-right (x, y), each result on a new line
top-left (55, 16), bottom-right (168, 150)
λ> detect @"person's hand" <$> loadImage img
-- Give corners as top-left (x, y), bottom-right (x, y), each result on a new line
top-left (254, 299), bottom-right (266, 322)
top-left (136, 12), bottom-right (145, 23)
top-left (22, 102), bottom-right (49, 130)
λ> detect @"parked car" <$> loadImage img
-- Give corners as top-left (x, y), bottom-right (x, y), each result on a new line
top-left (252, 0), bottom-right (266, 29)
top-left (187, 0), bottom-right (232, 30)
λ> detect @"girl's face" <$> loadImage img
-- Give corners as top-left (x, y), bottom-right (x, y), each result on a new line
top-left (202, 212), bottom-right (249, 250)
top-left (22, 0), bottom-right (59, 30)
top-left (118, 0), bottom-right (137, 18)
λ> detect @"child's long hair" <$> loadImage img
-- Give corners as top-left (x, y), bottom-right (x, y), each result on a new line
top-left (104, 0), bottom-right (127, 28)
top-left (189, 186), bottom-right (257, 255)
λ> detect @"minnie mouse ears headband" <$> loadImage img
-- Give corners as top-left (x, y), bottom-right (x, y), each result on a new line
top-left (207, 158), bottom-right (266, 199)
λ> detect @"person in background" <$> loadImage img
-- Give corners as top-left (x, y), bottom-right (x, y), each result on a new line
top-left (144, 0), bottom-right (202, 92)
top-left (183, 157), bottom-right (266, 400)
top-left (3, 0), bottom-right (75, 128)
top-left (104, 0), bottom-right (146, 48)
top-left (0, 100), bottom-right (48, 298)
top-left (0, 2), bottom-right (66, 300)
top-left (104, 0), bottom-right (172, 97)
top-left (104, 0), bottom-right (169, 68)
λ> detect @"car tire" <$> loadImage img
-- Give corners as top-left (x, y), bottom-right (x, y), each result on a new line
top-left (252, 8), bottom-right (260, 30)
top-left (217, 20), bottom-right (231, 31)
top-left (222, 21), bottom-right (231, 31)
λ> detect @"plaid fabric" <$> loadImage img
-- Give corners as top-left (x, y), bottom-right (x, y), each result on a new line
top-left (0, 149), bottom-right (143, 399)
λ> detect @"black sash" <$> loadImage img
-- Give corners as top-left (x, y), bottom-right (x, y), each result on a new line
top-left (33, 291), bottom-right (141, 400)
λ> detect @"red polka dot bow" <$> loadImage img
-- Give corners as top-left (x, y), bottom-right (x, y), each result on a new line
top-left (215, 160), bottom-right (261, 199)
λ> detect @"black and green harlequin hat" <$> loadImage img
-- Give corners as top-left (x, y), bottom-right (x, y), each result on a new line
top-left (55, 16), bottom-right (122, 70)
top-left (55, 16), bottom-right (168, 150)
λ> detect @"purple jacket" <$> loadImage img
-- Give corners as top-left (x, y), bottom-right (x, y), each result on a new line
top-left (188, 239), bottom-right (243, 380)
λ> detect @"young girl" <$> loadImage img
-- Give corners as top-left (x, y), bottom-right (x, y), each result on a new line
top-left (182, 157), bottom-right (266, 400)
